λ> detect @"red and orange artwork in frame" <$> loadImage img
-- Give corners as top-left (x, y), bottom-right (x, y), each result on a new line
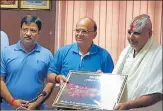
top-left (0, 0), bottom-right (18, 9)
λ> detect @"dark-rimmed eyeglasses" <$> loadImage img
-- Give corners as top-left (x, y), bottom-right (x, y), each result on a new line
top-left (21, 28), bottom-right (38, 34)
top-left (74, 29), bottom-right (95, 34)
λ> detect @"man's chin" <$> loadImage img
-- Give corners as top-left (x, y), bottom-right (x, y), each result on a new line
top-left (22, 41), bottom-right (35, 46)
top-left (130, 43), bottom-right (138, 47)
top-left (77, 40), bottom-right (84, 44)
top-left (130, 44), bottom-right (141, 51)
top-left (23, 39), bottom-right (33, 42)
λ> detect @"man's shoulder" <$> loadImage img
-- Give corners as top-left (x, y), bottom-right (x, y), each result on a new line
top-left (39, 45), bottom-right (53, 55)
top-left (94, 44), bottom-right (110, 54)
top-left (57, 43), bottom-right (76, 52)
top-left (151, 44), bottom-right (162, 58)
top-left (155, 44), bottom-right (162, 52)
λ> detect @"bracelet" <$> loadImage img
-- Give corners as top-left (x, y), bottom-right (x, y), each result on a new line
top-left (9, 98), bottom-right (15, 106)
top-left (55, 75), bottom-right (60, 83)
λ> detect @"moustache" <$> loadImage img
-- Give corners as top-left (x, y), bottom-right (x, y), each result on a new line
top-left (129, 40), bottom-right (137, 44)
top-left (76, 36), bottom-right (84, 39)
top-left (24, 36), bottom-right (32, 39)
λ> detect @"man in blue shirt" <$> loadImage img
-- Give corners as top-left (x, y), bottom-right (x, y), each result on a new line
top-left (47, 17), bottom-right (114, 84)
top-left (1, 15), bottom-right (53, 110)
top-left (43, 17), bottom-right (114, 110)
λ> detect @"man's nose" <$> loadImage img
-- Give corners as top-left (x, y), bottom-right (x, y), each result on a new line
top-left (26, 30), bottom-right (32, 35)
top-left (77, 31), bottom-right (83, 35)
top-left (128, 33), bottom-right (134, 39)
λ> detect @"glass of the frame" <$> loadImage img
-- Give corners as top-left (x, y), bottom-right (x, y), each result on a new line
top-left (20, 0), bottom-right (50, 10)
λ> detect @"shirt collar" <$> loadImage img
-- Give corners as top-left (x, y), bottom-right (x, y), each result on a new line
top-left (73, 42), bottom-right (97, 54)
top-left (15, 40), bottom-right (41, 52)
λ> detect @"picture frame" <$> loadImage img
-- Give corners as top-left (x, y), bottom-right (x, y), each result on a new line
top-left (52, 71), bottom-right (128, 110)
top-left (20, 0), bottom-right (50, 10)
top-left (0, 0), bottom-right (18, 9)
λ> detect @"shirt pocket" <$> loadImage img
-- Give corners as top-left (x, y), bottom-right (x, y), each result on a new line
top-left (35, 60), bottom-right (49, 84)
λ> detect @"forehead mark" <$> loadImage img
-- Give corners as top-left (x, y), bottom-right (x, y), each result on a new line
top-left (130, 24), bottom-right (134, 32)
top-left (130, 16), bottom-right (148, 32)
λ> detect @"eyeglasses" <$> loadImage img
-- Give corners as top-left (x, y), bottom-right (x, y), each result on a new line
top-left (21, 28), bottom-right (38, 34)
top-left (74, 29), bottom-right (95, 34)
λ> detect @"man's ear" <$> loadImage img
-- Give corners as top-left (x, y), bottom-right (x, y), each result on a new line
top-left (38, 31), bottom-right (41, 36)
top-left (20, 28), bottom-right (22, 33)
top-left (149, 29), bottom-right (152, 37)
top-left (20, 28), bottom-right (22, 37)
top-left (93, 31), bottom-right (97, 39)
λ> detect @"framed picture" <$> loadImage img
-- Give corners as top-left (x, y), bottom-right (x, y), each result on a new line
top-left (52, 71), bottom-right (128, 110)
top-left (20, 0), bottom-right (50, 9)
top-left (0, 0), bottom-right (18, 9)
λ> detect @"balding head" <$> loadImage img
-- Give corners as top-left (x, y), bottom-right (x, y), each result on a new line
top-left (76, 17), bottom-right (97, 32)
top-left (75, 17), bottom-right (97, 49)
top-left (129, 14), bottom-right (152, 33)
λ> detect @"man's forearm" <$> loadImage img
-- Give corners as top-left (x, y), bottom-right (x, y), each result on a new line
top-left (33, 83), bottom-right (54, 107)
top-left (0, 79), bottom-right (14, 103)
top-left (33, 73), bottom-right (58, 107)
top-left (33, 72), bottom-right (67, 108)
top-left (126, 93), bottom-right (162, 109)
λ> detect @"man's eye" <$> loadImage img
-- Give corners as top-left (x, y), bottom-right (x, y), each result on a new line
top-left (128, 31), bottom-right (131, 34)
top-left (23, 28), bottom-right (28, 32)
top-left (134, 32), bottom-right (141, 35)
top-left (31, 29), bottom-right (37, 33)
top-left (76, 29), bottom-right (80, 33)
top-left (82, 30), bottom-right (87, 33)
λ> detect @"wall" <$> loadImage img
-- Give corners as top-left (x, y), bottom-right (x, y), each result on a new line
top-left (0, 1), bottom-right (56, 53)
